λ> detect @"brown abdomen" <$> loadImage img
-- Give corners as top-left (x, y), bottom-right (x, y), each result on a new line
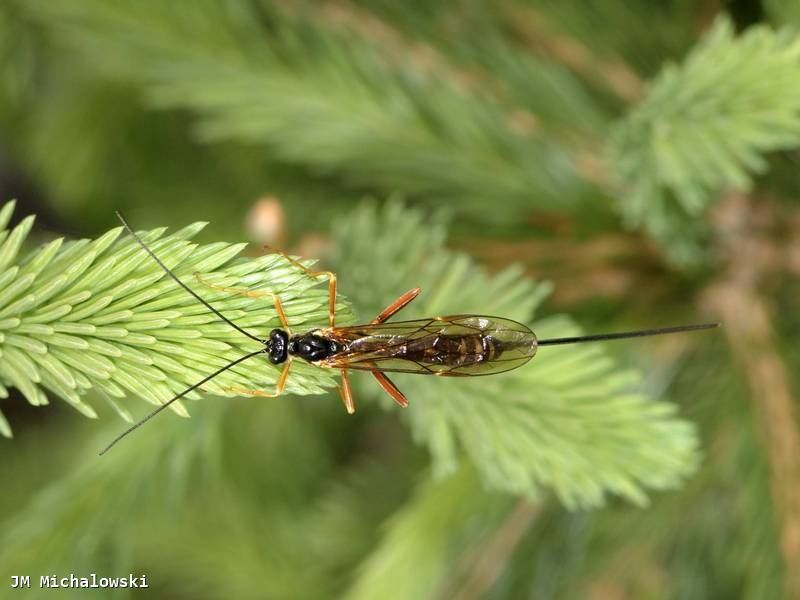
top-left (402, 334), bottom-right (500, 367)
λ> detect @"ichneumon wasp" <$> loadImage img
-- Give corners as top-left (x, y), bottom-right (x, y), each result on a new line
top-left (100, 212), bottom-right (718, 455)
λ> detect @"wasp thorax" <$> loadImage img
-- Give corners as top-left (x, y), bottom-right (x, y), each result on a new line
top-left (288, 333), bottom-right (340, 362)
top-left (266, 329), bottom-right (289, 364)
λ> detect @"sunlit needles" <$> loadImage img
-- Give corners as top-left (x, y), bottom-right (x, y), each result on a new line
top-left (99, 213), bottom-right (719, 455)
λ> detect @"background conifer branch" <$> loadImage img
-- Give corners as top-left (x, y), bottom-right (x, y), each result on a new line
top-left (609, 16), bottom-right (800, 263)
top-left (331, 202), bottom-right (699, 508)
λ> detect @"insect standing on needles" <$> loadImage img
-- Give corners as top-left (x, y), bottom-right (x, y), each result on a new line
top-left (100, 212), bottom-right (719, 455)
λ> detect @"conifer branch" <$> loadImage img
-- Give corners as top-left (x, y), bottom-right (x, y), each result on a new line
top-left (24, 0), bottom-right (596, 221)
top-left (0, 200), bottom-right (346, 435)
top-left (332, 202), bottom-right (700, 508)
top-left (609, 16), bottom-right (800, 263)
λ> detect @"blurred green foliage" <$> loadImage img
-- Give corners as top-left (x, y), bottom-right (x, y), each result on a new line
top-left (1, 1), bottom-right (798, 598)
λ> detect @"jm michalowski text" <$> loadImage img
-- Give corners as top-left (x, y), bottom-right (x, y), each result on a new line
top-left (11, 574), bottom-right (148, 588)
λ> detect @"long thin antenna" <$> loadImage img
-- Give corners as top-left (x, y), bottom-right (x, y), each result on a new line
top-left (537, 323), bottom-right (719, 347)
top-left (115, 211), bottom-right (263, 344)
top-left (99, 349), bottom-right (264, 455)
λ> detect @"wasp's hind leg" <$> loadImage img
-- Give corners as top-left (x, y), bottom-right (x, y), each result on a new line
top-left (226, 360), bottom-right (292, 398)
top-left (371, 371), bottom-right (409, 407)
top-left (194, 273), bottom-right (291, 331)
top-left (363, 361), bottom-right (409, 408)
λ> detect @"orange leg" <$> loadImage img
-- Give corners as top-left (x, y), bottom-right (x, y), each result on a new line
top-left (365, 290), bottom-right (420, 407)
top-left (371, 371), bottom-right (409, 408)
top-left (339, 369), bottom-right (355, 414)
top-left (265, 247), bottom-right (338, 329)
top-left (226, 360), bottom-right (292, 398)
top-left (194, 273), bottom-right (291, 331)
top-left (371, 288), bottom-right (422, 325)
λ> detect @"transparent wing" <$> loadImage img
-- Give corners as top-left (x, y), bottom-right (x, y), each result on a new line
top-left (320, 315), bottom-right (538, 376)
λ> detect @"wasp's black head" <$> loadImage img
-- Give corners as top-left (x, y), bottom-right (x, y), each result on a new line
top-left (266, 329), bottom-right (289, 364)
top-left (288, 333), bottom-right (341, 362)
